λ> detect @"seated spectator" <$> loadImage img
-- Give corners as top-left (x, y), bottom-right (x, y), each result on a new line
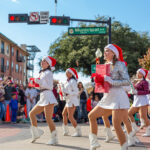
top-left (17, 105), bottom-right (28, 123)
top-left (9, 93), bottom-right (18, 123)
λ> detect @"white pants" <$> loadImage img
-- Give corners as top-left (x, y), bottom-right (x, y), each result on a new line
top-left (27, 99), bottom-right (36, 118)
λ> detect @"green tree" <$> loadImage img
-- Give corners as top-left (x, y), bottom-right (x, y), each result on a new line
top-left (138, 48), bottom-right (150, 70)
top-left (49, 17), bottom-right (150, 76)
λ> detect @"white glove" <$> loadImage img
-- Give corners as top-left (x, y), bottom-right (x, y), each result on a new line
top-left (132, 89), bottom-right (138, 95)
top-left (104, 75), bottom-right (113, 84)
top-left (34, 78), bottom-right (40, 83)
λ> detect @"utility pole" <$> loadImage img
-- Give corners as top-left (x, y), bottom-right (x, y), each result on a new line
top-left (108, 17), bottom-right (111, 44)
top-left (55, 0), bottom-right (57, 16)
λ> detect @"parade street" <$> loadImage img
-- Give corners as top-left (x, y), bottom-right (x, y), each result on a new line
top-left (0, 123), bottom-right (149, 150)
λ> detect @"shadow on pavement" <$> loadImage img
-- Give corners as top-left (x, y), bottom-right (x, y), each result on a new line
top-left (34, 142), bottom-right (89, 150)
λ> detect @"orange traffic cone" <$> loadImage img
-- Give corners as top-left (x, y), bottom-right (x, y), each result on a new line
top-left (24, 104), bottom-right (28, 119)
top-left (5, 104), bottom-right (11, 122)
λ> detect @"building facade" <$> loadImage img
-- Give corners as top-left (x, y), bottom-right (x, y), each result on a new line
top-left (0, 33), bottom-right (29, 85)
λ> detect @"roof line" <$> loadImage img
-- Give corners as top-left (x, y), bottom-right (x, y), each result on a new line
top-left (0, 32), bottom-right (30, 56)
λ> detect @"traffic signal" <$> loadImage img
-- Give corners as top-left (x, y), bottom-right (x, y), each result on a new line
top-left (50, 16), bottom-right (70, 26)
top-left (8, 14), bottom-right (28, 23)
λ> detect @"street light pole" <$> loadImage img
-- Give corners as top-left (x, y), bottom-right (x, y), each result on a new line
top-left (108, 17), bottom-right (111, 44)
top-left (55, 0), bottom-right (57, 16)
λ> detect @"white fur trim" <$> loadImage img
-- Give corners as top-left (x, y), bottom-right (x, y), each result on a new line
top-left (137, 69), bottom-right (146, 77)
top-left (104, 44), bottom-right (119, 58)
top-left (51, 67), bottom-right (55, 71)
top-left (43, 56), bottom-right (52, 66)
top-left (66, 69), bottom-right (76, 78)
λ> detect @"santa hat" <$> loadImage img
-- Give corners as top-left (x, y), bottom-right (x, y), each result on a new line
top-left (137, 68), bottom-right (148, 78)
top-left (66, 68), bottom-right (78, 79)
top-left (42, 56), bottom-right (56, 71)
top-left (104, 44), bottom-right (123, 61)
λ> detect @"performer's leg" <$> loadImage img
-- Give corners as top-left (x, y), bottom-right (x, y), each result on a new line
top-left (67, 106), bottom-right (77, 128)
top-left (102, 110), bottom-right (112, 128)
top-left (62, 106), bottom-right (69, 136)
top-left (122, 109), bottom-right (136, 146)
top-left (122, 109), bottom-right (132, 134)
top-left (45, 104), bottom-right (58, 145)
top-left (62, 107), bottom-right (68, 125)
top-left (139, 105), bottom-right (150, 127)
top-left (44, 104), bottom-right (55, 132)
top-left (128, 106), bottom-right (139, 132)
top-left (148, 106), bottom-right (150, 117)
top-left (88, 106), bottom-right (110, 135)
top-left (102, 110), bottom-right (115, 143)
top-left (67, 106), bottom-right (82, 137)
top-left (88, 106), bottom-right (109, 149)
top-left (29, 105), bottom-right (44, 143)
top-left (112, 109), bottom-right (126, 146)
top-left (128, 106), bottom-right (138, 123)
top-left (139, 105), bottom-right (150, 137)
top-left (29, 105), bottom-right (44, 127)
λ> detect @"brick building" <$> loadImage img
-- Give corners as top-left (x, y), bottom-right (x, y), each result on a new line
top-left (0, 33), bottom-right (30, 85)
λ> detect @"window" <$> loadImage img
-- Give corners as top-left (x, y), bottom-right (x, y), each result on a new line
top-left (6, 60), bottom-right (9, 70)
top-left (16, 64), bottom-right (19, 73)
top-left (11, 62), bottom-right (14, 70)
top-left (7, 45), bottom-right (9, 54)
top-left (1, 41), bottom-right (4, 54)
top-left (24, 56), bottom-right (26, 62)
top-left (1, 58), bottom-right (5, 72)
top-left (12, 47), bottom-right (14, 56)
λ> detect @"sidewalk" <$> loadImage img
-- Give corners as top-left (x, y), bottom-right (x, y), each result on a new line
top-left (0, 123), bottom-right (149, 150)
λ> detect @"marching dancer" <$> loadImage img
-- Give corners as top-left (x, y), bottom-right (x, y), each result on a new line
top-left (147, 71), bottom-right (150, 117)
top-left (61, 68), bottom-right (82, 137)
top-left (88, 44), bottom-right (134, 150)
top-left (29, 56), bottom-right (58, 145)
top-left (128, 68), bottom-right (150, 136)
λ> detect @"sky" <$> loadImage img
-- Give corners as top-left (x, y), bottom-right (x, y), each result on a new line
top-left (0, 0), bottom-right (150, 83)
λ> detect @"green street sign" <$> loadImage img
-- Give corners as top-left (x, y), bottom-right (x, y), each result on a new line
top-left (91, 64), bottom-right (96, 74)
top-left (68, 27), bottom-right (107, 35)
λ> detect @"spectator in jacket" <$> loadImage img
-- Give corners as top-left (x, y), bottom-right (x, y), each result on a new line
top-left (9, 93), bottom-right (18, 123)
top-left (78, 82), bottom-right (88, 122)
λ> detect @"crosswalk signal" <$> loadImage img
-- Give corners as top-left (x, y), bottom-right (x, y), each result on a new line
top-left (50, 16), bottom-right (70, 26)
top-left (8, 14), bottom-right (28, 23)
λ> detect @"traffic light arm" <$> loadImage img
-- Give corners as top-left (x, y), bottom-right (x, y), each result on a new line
top-left (70, 18), bottom-right (109, 24)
